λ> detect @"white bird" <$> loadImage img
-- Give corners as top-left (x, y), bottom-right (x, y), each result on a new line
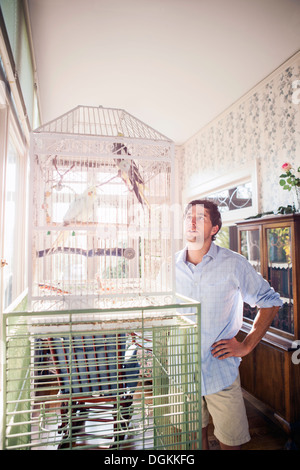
top-left (63, 186), bottom-right (97, 224)
top-left (49, 186), bottom-right (97, 254)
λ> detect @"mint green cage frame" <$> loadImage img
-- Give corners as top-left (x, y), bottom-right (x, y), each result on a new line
top-left (2, 295), bottom-right (201, 450)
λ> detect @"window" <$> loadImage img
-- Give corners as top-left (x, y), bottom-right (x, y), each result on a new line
top-left (183, 160), bottom-right (259, 224)
top-left (215, 225), bottom-right (238, 252)
top-left (183, 161), bottom-right (259, 251)
top-left (3, 141), bottom-right (18, 308)
top-left (1, 118), bottom-right (27, 312)
top-left (205, 181), bottom-right (253, 214)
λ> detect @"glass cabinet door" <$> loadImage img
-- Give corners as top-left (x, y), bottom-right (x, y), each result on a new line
top-left (266, 226), bottom-right (293, 335)
top-left (240, 229), bottom-right (261, 271)
top-left (240, 228), bottom-right (260, 321)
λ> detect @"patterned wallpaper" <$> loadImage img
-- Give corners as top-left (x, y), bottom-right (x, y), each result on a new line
top-left (178, 51), bottom-right (300, 214)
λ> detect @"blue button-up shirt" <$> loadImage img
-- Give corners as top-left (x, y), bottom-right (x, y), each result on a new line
top-left (176, 242), bottom-right (283, 396)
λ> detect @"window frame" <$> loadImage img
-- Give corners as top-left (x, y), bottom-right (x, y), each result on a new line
top-left (182, 159), bottom-right (259, 225)
top-left (0, 98), bottom-right (28, 313)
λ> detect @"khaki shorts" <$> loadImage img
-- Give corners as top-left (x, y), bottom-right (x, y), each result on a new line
top-left (202, 374), bottom-right (251, 446)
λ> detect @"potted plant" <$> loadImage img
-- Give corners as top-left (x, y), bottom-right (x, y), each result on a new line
top-left (279, 162), bottom-right (300, 212)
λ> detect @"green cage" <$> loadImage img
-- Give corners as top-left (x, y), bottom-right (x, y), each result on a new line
top-left (2, 296), bottom-right (201, 450)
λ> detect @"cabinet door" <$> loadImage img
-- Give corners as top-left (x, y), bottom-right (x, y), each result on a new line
top-left (239, 227), bottom-right (260, 321)
top-left (239, 224), bottom-right (294, 336)
top-left (265, 225), bottom-right (294, 335)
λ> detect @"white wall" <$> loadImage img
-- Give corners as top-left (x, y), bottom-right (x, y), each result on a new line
top-left (178, 51), bottom-right (300, 214)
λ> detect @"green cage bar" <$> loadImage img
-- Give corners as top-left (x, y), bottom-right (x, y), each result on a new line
top-left (1, 295), bottom-right (201, 450)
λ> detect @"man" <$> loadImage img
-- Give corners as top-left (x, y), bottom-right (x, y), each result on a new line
top-left (175, 199), bottom-right (282, 450)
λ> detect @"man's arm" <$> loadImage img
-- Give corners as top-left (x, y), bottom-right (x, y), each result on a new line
top-left (211, 306), bottom-right (280, 359)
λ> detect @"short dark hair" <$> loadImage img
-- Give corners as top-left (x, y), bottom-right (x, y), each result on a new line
top-left (184, 199), bottom-right (222, 241)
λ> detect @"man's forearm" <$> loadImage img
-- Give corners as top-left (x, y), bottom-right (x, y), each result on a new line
top-left (242, 306), bottom-right (280, 353)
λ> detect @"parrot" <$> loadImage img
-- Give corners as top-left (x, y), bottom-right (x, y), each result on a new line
top-left (113, 141), bottom-right (149, 209)
top-left (62, 186), bottom-right (97, 225)
top-left (49, 186), bottom-right (97, 254)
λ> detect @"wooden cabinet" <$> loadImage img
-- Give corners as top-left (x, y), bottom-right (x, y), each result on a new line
top-left (236, 213), bottom-right (300, 433)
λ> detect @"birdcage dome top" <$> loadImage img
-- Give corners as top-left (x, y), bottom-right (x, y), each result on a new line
top-left (34, 105), bottom-right (172, 142)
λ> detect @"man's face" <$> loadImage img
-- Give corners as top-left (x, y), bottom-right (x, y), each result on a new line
top-left (184, 204), bottom-right (218, 246)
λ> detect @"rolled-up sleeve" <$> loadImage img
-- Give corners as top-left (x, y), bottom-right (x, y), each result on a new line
top-left (238, 259), bottom-right (283, 308)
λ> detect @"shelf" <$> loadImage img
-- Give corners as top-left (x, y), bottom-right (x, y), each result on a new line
top-left (240, 321), bottom-right (295, 351)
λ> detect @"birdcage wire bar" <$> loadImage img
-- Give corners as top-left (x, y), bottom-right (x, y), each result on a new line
top-left (35, 105), bottom-right (171, 141)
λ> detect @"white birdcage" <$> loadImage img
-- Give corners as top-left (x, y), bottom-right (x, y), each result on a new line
top-left (29, 105), bottom-right (175, 311)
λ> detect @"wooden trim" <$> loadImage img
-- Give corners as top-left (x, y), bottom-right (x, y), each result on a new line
top-left (243, 388), bottom-right (295, 435)
top-left (240, 322), bottom-right (295, 351)
top-left (236, 213), bottom-right (300, 226)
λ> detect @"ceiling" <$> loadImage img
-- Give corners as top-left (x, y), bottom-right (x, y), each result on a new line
top-left (27, 0), bottom-right (300, 145)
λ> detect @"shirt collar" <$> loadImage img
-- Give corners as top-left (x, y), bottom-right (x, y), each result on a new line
top-left (178, 242), bottom-right (218, 265)
top-left (206, 242), bottom-right (218, 259)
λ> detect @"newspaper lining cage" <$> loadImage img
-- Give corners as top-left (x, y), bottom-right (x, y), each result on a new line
top-left (29, 105), bottom-right (175, 311)
top-left (1, 106), bottom-right (201, 450)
